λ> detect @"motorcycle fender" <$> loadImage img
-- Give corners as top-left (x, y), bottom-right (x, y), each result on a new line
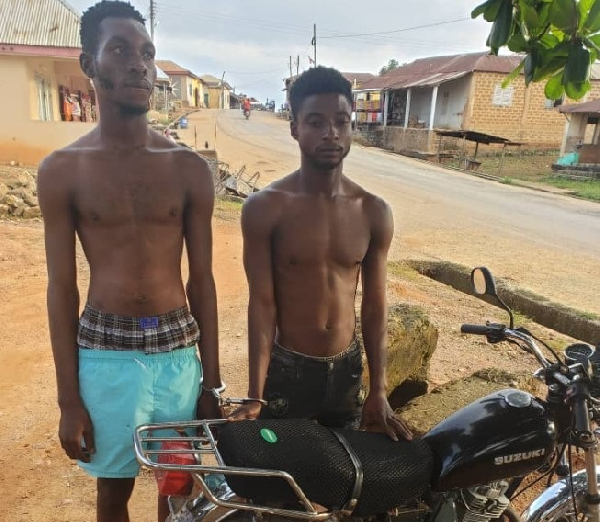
top-left (521, 466), bottom-right (600, 522)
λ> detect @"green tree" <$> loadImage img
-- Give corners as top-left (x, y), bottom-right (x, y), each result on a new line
top-left (472, 0), bottom-right (600, 99)
top-left (379, 58), bottom-right (400, 76)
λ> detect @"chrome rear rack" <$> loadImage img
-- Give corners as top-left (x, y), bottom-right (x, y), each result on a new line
top-left (134, 419), bottom-right (331, 521)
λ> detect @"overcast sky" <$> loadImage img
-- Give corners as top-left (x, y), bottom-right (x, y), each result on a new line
top-left (66, 0), bottom-right (493, 105)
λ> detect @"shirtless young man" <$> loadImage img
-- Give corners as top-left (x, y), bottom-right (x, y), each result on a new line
top-left (231, 66), bottom-right (412, 441)
top-left (38, 2), bottom-right (221, 521)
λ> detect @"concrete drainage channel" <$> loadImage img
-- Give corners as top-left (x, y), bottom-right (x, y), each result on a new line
top-left (409, 260), bottom-right (600, 346)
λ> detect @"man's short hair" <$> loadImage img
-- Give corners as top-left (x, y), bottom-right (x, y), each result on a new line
top-left (289, 66), bottom-right (353, 120)
top-left (80, 1), bottom-right (146, 54)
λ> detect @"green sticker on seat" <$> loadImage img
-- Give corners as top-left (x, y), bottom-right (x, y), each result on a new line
top-left (260, 428), bottom-right (278, 443)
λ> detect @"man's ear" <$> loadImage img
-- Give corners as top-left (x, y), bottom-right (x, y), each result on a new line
top-left (290, 120), bottom-right (298, 141)
top-left (79, 52), bottom-right (95, 79)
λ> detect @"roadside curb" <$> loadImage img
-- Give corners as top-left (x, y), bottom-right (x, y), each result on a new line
top-left (407, 260), bottom-right (600, 346)
top-left (356, 145), bottom-right (595, 202)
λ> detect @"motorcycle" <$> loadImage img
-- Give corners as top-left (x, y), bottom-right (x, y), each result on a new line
top-left (243, 108), bottom-right (250, 120)
top-left (134, 267), bottom-right (600, 522)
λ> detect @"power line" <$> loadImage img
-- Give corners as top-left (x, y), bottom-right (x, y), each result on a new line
top-left (319, 17), bottom-right (470, 39)
top-left (159, 5), bottom-right (471, 41)
top-left (161, 7), bottom-right (311, 37)
top-left (226, 68), bottom-right (290, 75)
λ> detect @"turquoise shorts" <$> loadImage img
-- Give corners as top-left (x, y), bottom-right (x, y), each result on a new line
top-left (78, 346), bottom-right (201, 478)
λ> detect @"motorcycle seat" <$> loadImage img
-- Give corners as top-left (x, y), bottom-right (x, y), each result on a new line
top-left (217, 419), bottom-right (434, 517)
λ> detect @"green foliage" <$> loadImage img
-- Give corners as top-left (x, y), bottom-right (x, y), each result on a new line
top-left (379, 58), bottom-right (400, 76)
top-left (545, 176), bottom-right (600, 200)
top-left (473, 0), bottom-right (600, 99)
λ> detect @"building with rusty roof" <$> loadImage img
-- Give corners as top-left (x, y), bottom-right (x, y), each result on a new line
top-left (199, 74), bottom-right (234, 109)
top-left (341, 72), bottom-right (375, 90)
top-left (155, 59), bottom-right (205, 109)
top-left (0, 0), bottom-right (100, 164)
top-left (354, 51), bottom-right (600, 153)
top-left (556, 98), bottom-right (600, 163)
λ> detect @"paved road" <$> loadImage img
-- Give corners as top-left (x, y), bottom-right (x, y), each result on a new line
top-left (192, 110), bottom-right (600, 316)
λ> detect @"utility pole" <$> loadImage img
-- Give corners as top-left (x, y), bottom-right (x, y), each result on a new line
top-left (149, 0), bottom-right (156, 41)
top-left (289, 56), bottom-right (293, 78)
top-left (312, 24), bottom-right (317, 67)
top-left (220, 71), bottom-right (226, 109)
top-left (296, 55), bottom-right (300, 76)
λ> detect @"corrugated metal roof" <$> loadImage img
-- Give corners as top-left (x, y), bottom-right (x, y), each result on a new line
top-left (200, 74), bottom-right (232, 90)
top-left (361, 52), bottom-right (522, 91)
top-left (0, 0), bottom-right (81, 48)
top-left (155, 65), bottom-right (169, 81)
top-left (404, 71), bottom-right (469, 89)
top-left (342, 72), bottom-right (375, 83)
top-left (156, 59), bottom-right (201, 80)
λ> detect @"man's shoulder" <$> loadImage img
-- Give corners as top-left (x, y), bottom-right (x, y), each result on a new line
top-left (343, 177), bottom-right (390, 211)
top-left (245, 172), bottom-right (298, 206)
top-left (145, 131), bottom-right (212, 179)
top-left (170, 148), bottom-right (213, 186)
top-left (363, 190), bottom-right (391, 214)
top-left (38, 145), bottom-right (84, 179)
top-left (242, 186), bottom-right (284, 214)
top-left (241, 174), bottom-right (298, 228)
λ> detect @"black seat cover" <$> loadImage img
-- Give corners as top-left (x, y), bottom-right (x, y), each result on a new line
top-left (217, 419), bottom-right (433, 517)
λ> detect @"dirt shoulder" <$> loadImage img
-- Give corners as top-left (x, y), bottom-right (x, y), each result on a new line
top-left (0, 198), bottom-right (578, 521)
top-left (0, 112), bottom-right (586, 520)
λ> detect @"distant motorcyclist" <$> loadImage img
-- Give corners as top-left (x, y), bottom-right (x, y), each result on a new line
top-left (243, 97), bottom-right (251, 118)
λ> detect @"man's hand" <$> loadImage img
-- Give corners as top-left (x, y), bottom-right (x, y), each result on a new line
top-left (360, 392), bottom-right (413, 442)
top-left (227, 401), bottom-right (262, 421)
top-left (196, 392), bottom-right (223, 420)
top-left (58, 402), bottom-right (95, 463)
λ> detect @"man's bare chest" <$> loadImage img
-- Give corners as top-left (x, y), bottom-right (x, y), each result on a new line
top-left (273, 206), bottom-right (370, 269)
top-left (73, 159), bottom-right (185, 225)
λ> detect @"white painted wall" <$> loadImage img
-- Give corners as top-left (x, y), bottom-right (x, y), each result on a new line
top-left (434, 76), bottom-right (471, 129)
top-left (408, 88), bottom-right (433, 126)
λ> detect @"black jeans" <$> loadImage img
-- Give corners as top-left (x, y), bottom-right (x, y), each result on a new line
top-left (261, 339), bottom-right (364, 429)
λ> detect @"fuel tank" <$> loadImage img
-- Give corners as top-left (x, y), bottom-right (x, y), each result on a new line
top-left (423, 389), bottom-right (556, 491)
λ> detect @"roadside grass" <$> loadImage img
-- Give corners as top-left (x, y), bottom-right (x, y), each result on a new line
top-left (543, 177), bottom-right (600, 201)
top-left (388, 261), bottom-right (422, 282)
top-left (450, 150), bottom-right (600, 202)
top-left (214, 195), bottom-right (243, 221)
top-left (467, 149), bottom-right (558, 182)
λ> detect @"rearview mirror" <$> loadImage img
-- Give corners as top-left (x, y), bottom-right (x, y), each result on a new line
top-left (470, 267), bottom-right (514, 329)
top-left (471, 267), bottom-right (498, 297)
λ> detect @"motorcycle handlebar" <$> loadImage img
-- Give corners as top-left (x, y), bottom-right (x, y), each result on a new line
top-left (461, 324), bottom-right (496, 335)
top-left (461, 324), bottom-right (553, 369)
top-left (574, 396), bottom-right (591, 434)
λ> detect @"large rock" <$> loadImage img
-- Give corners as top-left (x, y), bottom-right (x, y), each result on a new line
top-left (11, 203), bottom-right (26, 217)
top-left (6, 172), bottom-right (33, 189)
top-left (0, 204), bottom-right (10, 218)
top-left (24, 193), bottom-right (38, 207)
top-left (9, 188), bottom-right (37, 206)
top-left (1, 193), bottom-right (23, 208)
top-left (0, 183), bottom-right (8, 199)
top-left (357, 303), bottom-right (438, 405)
top-left (25, 179), bottom-right (37, 193)
top-left (22, 206), bottom-right (42, 219)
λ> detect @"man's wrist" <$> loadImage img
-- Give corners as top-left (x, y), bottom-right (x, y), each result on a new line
top-left (201, 382), bottom-right (226, 400)
top-left (367, 384), bottom-right (387, 396)
top-left (58, 395), bottom-right (83, 410)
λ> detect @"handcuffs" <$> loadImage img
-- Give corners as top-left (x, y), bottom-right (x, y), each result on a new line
top-left (202, 382), bottom-right (267, 406)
